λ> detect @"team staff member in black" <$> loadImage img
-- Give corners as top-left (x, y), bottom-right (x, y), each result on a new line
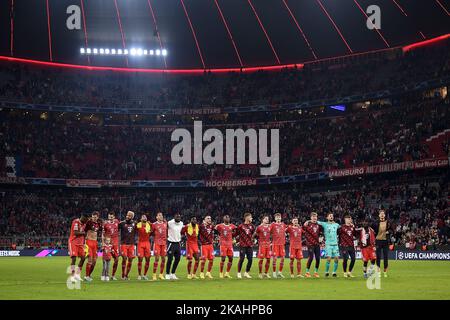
top-left (236, 213), bottom-right (256, 279)
top-left (372, 209), bottom-right (392, 277)
top-left (166, 213), bottom-right (184, 280)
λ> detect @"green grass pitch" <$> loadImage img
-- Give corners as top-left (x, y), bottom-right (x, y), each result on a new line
top-left (0, 257), bottom-right (449, 299)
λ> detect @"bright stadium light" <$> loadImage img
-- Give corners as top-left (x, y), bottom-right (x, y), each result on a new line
top-left (79, 47), bottom-right (166, 57)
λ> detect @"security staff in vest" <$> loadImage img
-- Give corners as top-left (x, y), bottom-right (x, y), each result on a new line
top-left (372, 209), bottom-right (392, 278)
top-left (165, 213), bottom-right (184, 280)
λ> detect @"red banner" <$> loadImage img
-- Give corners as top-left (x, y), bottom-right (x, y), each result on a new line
top-left (205, 178), bottom-right (257, 188)
top-left (328, 157), bottom-right (448, 178)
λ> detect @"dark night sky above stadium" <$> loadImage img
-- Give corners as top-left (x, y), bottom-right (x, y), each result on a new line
top-left (0, 0), bottom-right (449, 69)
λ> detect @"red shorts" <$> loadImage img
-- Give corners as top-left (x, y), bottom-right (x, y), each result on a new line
top-left (111, 238), bottom-right (120, 258)
top-left (201, 244), bottom-right (214, 260)
top-left (289, 247), bottom-right (303, 259)
top-left (361, 246), bottom-right (376, 262)
top-left (121, 244), bottom-right (135, 258)
top-left (86, 239), bottom-right (98, 258)
top-left (220, 245), bottom-right (234, 257)
top-left (258, 246), bottom-right (271, 259)
top-left (272, 244), bottom-right (285, 257)
top-left (186, 243), bottom-right (200, 259)
top-left (138, 241), bottom-right (151, 258)
top-left (153, 243), bottom-right (167, 257)
top-left (68, 241), bottom-right (85, 257)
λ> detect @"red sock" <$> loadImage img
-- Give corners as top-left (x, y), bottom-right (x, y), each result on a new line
top-left (220, 261), bottom-right (224, 273)
top-left (138, 261), bottom-right (142, 275)
top-left (121, 260), bottom-right (126, 278)
top-left (265, 259), bottom-right (270, 273)
top-left (258, 259), bottom-right (263, 273)
top-left (193, 260), bottom-right (199, 274)
top-left (112, 260), bottom-right (118, 276)
top-left (272, 259), bottom-right (277, 272)
top-left (144, 261), bottom-right (150, 275)
top-left (290, 259), bottom-right (294, 274)
top-left (85, 263), bottom-right (91, 277)
top-left (160, 259), bottom-right (165, 274)
top-left (207, 260), bottom-right (213, 272)
top-left (153, 261), bottom-right (158, 274)
top-left (279, 258), bottom-right (284, 272)
top-left (187, 260), bottom-right (192, 274)
top-left (90, 263), bottom-right (96, 276)
top-left (200, 260), bottom-right (206, 273)
top-left (126, 261), bottom-right (132, 277)
top-left (297, 260), bottom-right (302, 274)
top-left (226, 260), bottom-right (232, 272)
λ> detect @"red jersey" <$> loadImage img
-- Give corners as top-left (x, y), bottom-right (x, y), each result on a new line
top-left (119, 220), bottom-right (136, 245)
top-left (152, 221), bottom-right (168, 245)
top-left (339, 224), bottom-right (356, 247)
top-left (103, 219), bottom-right (119, 241)
top-left (303, 222), bottom-right (322, 247)
top-left (182, 224), bottom-right (199, 246)
top-left (199, 223), bottom-right (214, 245)
top-left (215, 223), bottom-right (236, 247)
top-left (358, 227), bottom-right (376, 248)
top-left (270, 222), bottom-right (287, 245)
top-left (255, 224), bottom-right (271, 248)
top-left (85, 219), bottom-right (102, 236)
top-left (102, 243), bottom-right (114, 260)
top-left (287, 225), bottom-right (303, 249)
top-left (236, 223), bottom-right (255, 247)
top-left (136, 222), bottom-right (152, 243)
top-left (69, 218), bottom-right (85, 245)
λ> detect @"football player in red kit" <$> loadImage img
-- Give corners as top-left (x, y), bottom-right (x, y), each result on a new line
top-left (136, 214), bottom-right (152, 280)
top-left (151, 212), bottom-right (168, 281)
top-left (182, 216), bottom-right (200, 279)
top-left (102, 211), bottom-right (120, 280)
top-left (254, 215), bottom-right (272, 278)
top-left (119, 211), bottom-right (137, 280)
top-left (215, 215), bottom-right (237, 278)
top-left (287, 217), bottom-right (304, 278)
top-left (270, 213), bottom-right (287, 278)
top-left (84, 211), bottom-right (102, 282)
top-left (199, 215), bottom-right (215, 279)
top-left (357, 218), bottom-right (377, 278)
top-left (68, 214), bottom-right (88, 282)
top-left (236, 213), bottom-right (255, 279)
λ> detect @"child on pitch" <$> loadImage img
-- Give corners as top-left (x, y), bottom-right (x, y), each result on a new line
top-left (101, 237), bottom-right (114, 281)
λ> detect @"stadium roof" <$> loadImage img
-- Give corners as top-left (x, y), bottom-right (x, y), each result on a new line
top-left (1, 0), bottom-right (449, 71)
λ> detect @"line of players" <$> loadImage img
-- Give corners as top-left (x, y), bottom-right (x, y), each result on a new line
top-left (68, 209), bottom-right (388, 282)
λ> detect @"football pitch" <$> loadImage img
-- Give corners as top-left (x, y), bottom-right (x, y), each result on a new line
top-left (0, 257), bottom-right (449, 300)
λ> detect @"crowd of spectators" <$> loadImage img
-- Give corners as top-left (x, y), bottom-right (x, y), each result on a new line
top-left (1, 95), bottom-right (448, 180)
top-left (0, 176), bottom-right (448, 249)
top-left (0, 40), bottom-right (448, 110)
